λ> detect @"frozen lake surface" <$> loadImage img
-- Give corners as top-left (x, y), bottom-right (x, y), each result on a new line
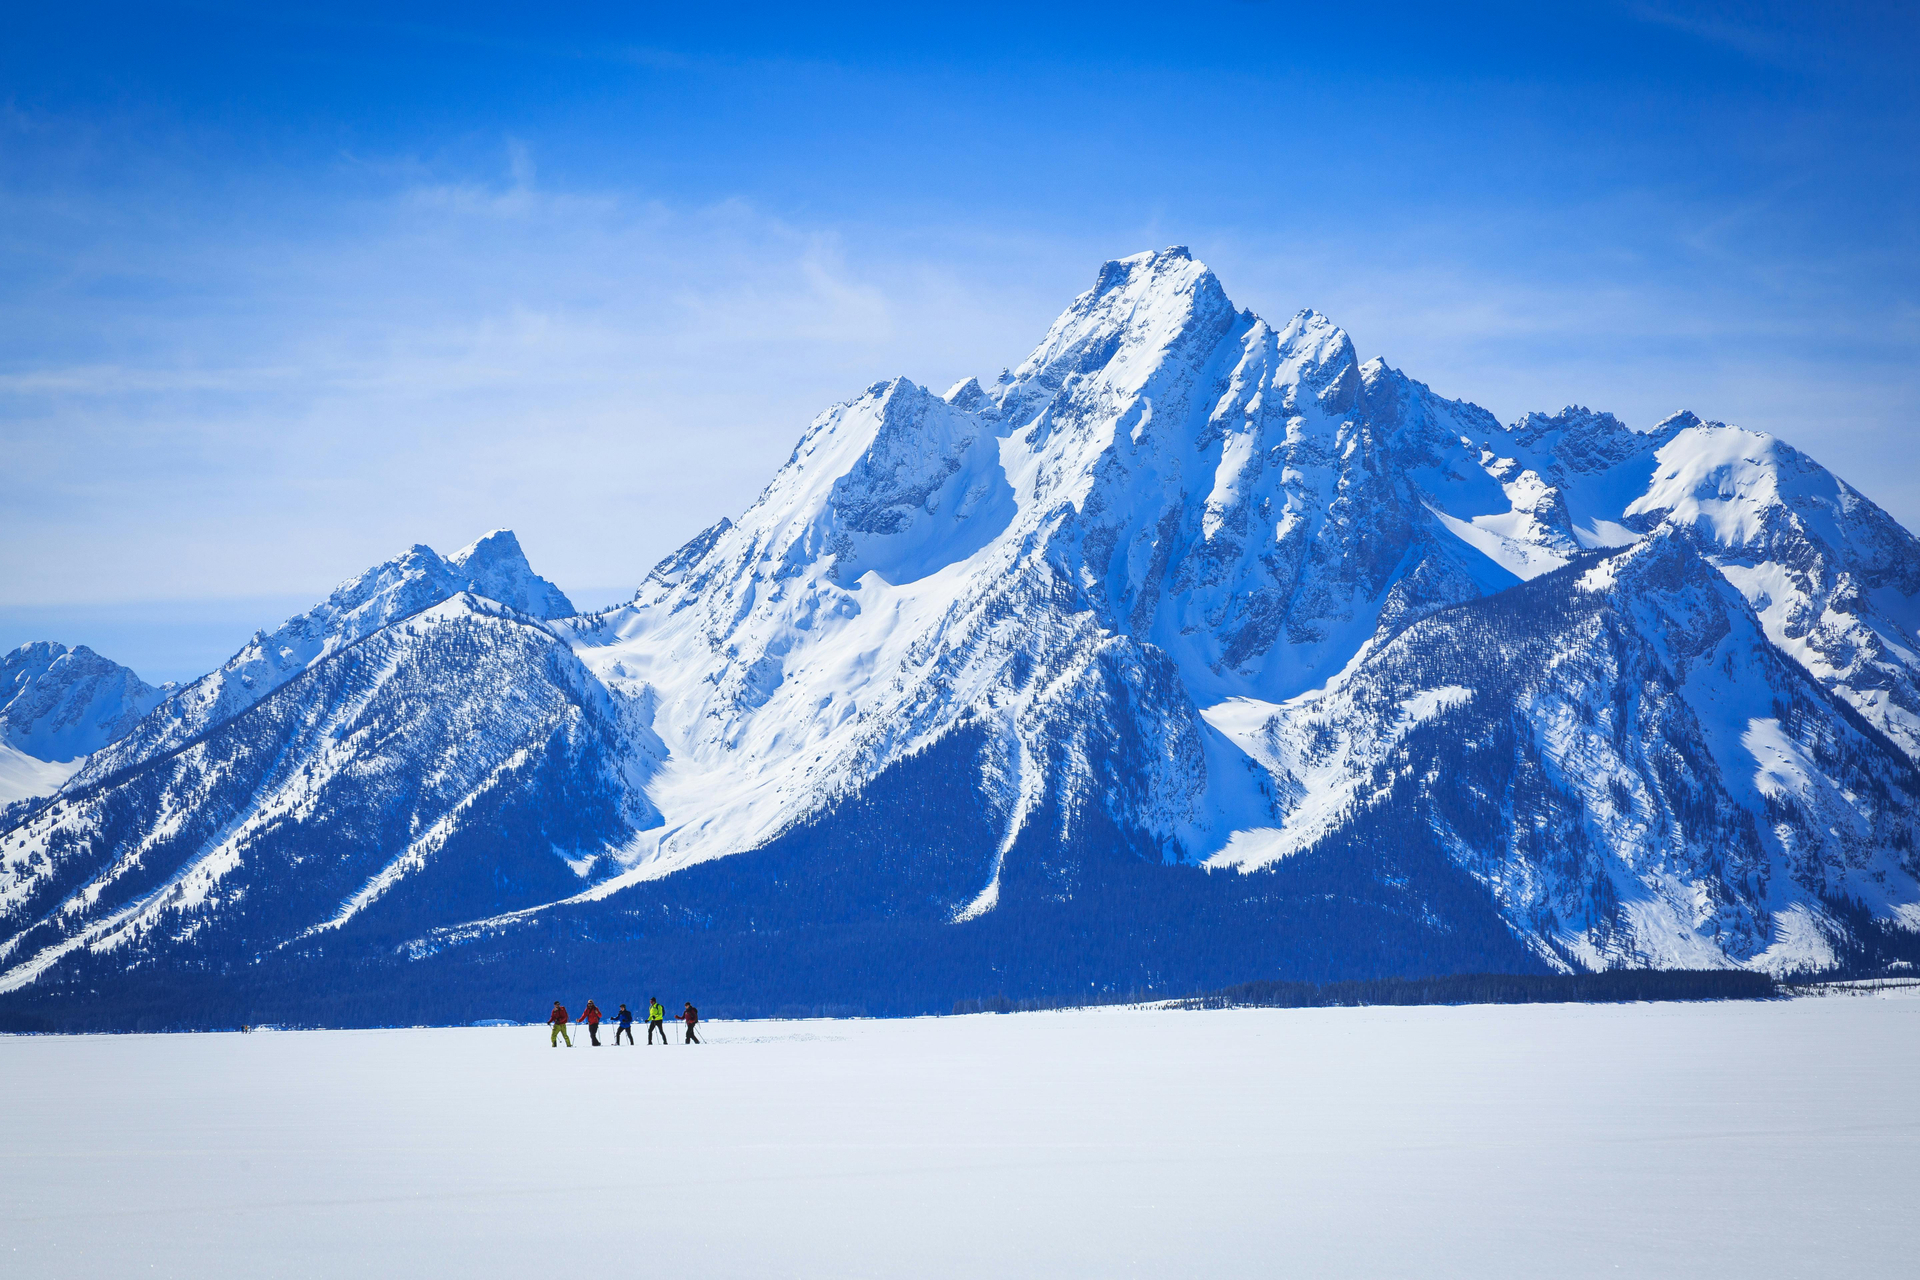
top-left (5, 996), bottom-right (1917, 1278)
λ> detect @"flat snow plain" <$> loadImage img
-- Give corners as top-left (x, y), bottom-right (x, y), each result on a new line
top-left (5, 997), bottom-right (1916, 1278)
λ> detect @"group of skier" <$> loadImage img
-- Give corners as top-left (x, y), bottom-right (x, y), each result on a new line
top-left (548, 997), bottom-right (699, 1047)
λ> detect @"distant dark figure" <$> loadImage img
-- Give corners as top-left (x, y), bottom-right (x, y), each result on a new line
top-left (614, 1003), bottom-right (635, 1045)
top-left (240, 1025), bottom-right (251, 1034)
top-left (681, 1002), bottom-right (701, 1045)
top-left (647, 997), bottom-right (669, 1045)
top-left (578, 999), bottom-right (603, 1046)
top-left (549, 1002), bottom-right (573, 1048)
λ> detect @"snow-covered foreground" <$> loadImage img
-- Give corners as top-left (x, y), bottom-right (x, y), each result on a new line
top-left (5, 998), bottom-right (1916, 1278)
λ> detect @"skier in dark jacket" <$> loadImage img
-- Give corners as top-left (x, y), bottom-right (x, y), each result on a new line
top-left (613, 1003), bottom-right (635, 1046)
top-left (647, 997), bottom-right (669, 1045)
top-left (549, 1002), bottom-right (573, 1048)
top-left (577, 999), bottom-right (604, 1046)
top-left (681, 1001), bottom-right (701, 1045)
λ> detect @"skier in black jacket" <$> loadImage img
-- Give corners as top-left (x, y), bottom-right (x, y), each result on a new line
top-left (613, 1003), bottom-right (636, 1046)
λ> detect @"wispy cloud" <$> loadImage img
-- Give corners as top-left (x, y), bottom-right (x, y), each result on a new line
top-left (0, 140), bottom-right (1070, 605)
top-left (1627, 4), bottom-right (1798, 67)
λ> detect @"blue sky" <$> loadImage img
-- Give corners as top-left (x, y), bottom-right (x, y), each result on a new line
top-left (4, 1), bottom-right (1916, 682)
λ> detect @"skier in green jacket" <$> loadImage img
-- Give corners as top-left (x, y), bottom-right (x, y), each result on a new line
top-left (646, 997), bottom-right (669, 1044)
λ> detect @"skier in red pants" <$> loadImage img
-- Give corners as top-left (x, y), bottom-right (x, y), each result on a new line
top-left (577, 999), bottom-right (604, 1046)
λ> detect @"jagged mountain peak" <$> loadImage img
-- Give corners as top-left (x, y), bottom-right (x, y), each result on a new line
top-left (1, 642), bottom-right (164, 765)
top-left (1089, 244), bottom-right (1194, 295)
top-left (1510, 405), bottom-right (1644, 470)
top-left (1002, 248), bottom-right (1239, 413)
top-left (448, 529), bottom-right (575, 619)
top-left (942, 376), bottom-right (987, 410)
top-left (67, 532), bottom-right (579, 786)
top-left (1360, 359), bottom-right (1504, 454)
top-left (1650, 408), bottom-right (1709, 438)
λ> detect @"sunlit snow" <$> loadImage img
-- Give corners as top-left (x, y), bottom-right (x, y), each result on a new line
top-left (5, 997), bottom-right (1916, 1278)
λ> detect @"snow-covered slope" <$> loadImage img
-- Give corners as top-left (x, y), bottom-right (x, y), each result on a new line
top-left (1208, 529), bottom-right (1920, 972)
top-left (0, 643), bottom-right (168, 804)
top-left (1383, 399), bottom-right (1920, 767)
top-left (0, 746), bottom-right (86, 809)
top-left (4, 248), bottom-right (1918, 1018)
top-left (86, 531), bottom-right (574, 779)
top-left (1631, 422), bottom-right (1920, 764)
top-left (0, 594), bottom-right (654, 995)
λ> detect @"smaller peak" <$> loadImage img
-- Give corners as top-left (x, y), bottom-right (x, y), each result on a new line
top-left (381, 544), bottom-right (446, 575)
top-left (1512, 405), bottom-right (1631, 436)
top-left (1280, 308), bottom-right (1344, 339)
top-left (6, 640), bottom-right (69, 663)
top-left (860, 377), bottom-right (935, 415)
top-left (449, 530), bottom-right (574, 619)
top-left (448, 528), bottom-right (522, 569)
top-left (943, 377), bottom-right (988, 412)
top-left (1510, 406), bottom-right (1648, 476)
top-left (1276, 308), bottom-right (1354, 360)
top-left (1649, 411), bottom-right (1746, 449)
top-left (1576, 521), bottom-right (1720, 594)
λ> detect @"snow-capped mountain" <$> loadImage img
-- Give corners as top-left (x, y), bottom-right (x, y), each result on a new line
top-left (85, 530), bottom-right (575, 778)
top-left (3, 248), bottom-right (1917, 1024)
top-left (1208, 527), bottom-right (1920, 972)
top-left (0, 594), bottom-right (656, 997)
top-left (0, 643), bottom-right (168, 806)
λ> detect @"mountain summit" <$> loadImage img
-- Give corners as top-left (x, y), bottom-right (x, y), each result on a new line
top-left (5, 251), bottom-right (1919, 1024)
top-left (0, 643), bottom-right (168, 806)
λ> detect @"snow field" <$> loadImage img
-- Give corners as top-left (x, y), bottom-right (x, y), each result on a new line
top-left (5, 997), bottom-right (1918, 1278)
